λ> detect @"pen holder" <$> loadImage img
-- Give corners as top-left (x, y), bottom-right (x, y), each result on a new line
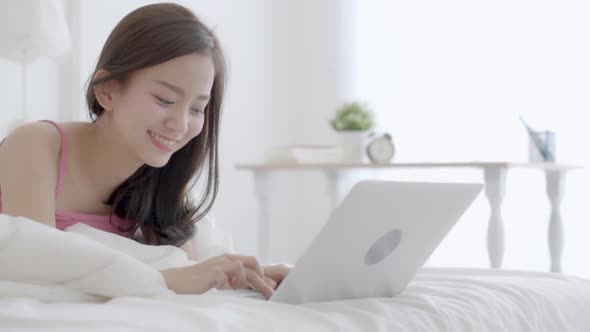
top-left (528, 130), bottom-right (556, 162)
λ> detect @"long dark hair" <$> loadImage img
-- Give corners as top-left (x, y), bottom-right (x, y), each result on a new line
top-left (85, 3), bottom-right (226, 246)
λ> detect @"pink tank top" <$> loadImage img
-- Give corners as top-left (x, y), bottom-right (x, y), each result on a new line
top-left (0, 120), bottom-right (134, 237)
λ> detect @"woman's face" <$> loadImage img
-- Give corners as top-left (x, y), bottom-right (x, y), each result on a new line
top-left (111, 53), bottom-right (215, 168)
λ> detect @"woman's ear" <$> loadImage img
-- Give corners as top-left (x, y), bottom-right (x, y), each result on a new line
top-left (93, 69), bottom-right (120, 113)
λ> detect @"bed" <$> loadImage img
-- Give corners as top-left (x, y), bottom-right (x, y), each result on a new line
top-left (1, 215), bottom-right (589, 331)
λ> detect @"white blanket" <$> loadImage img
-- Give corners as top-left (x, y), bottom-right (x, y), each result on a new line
top-left (1, 215), bottom-right (590, 331)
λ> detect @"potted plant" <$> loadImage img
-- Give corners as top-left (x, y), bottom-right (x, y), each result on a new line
top-left (330, 101), bottom-right (374, 163)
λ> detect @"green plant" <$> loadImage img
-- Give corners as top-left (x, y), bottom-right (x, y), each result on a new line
top-left (330, 101), bottom-right (374, 131)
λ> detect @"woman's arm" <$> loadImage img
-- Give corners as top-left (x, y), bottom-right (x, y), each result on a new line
top-left (0, 123), bottom-right (61, 227)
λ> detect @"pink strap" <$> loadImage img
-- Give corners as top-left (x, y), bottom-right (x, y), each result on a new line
top-left (38, 120), bottom-right (68, 199)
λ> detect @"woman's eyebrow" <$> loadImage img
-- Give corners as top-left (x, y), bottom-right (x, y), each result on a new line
top-left (152, 79), bottom-right (210, 100)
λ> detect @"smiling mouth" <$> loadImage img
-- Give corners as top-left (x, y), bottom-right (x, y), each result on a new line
top-left (148, 130), bottom-right (179, 150)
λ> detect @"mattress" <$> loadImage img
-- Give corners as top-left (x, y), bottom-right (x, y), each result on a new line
top-left (1, 215), bottom-right (589, 331)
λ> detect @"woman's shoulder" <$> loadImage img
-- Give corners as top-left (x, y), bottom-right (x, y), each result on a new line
top-left (3, 121), bottom-right (62, 148)
top-left (0, 121), bottom-right (65, 162)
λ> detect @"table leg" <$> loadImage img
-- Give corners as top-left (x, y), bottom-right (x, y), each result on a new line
top-left (324, 170), bottom-right (341, 211)
top-left (546, 170), bottom-right (565, 273)
top-left (484, 167), bottom-right (507, 268)
top-left (253, 171), bottom-right (270, 262)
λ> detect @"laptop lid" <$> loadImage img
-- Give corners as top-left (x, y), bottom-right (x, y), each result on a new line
top-left (270, 180), bottom-right (483, 304)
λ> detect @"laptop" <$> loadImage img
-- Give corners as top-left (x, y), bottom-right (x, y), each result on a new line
top-left (227, 180), bottom-right (483, 304)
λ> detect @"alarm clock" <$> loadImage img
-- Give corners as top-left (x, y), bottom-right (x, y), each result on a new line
top-left (366, 133), bottom-right (395, 164)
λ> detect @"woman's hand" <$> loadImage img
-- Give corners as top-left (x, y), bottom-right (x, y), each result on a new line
top-left (263, 264), bottom-right (293, 288)
top-left (160, 253), bottom-right (275, 299)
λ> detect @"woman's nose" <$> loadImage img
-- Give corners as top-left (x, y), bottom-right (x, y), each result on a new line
top-left (164, 107), bottom-right (189, 135)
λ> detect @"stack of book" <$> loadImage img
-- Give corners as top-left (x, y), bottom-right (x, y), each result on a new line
top-left (265, 145), bottom-right (344, 164)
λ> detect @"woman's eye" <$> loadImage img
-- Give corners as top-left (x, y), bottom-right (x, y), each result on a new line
top-left (190, 108), bottom-right (205, 115)
top-left (155, 96), bottom-right (174, 105)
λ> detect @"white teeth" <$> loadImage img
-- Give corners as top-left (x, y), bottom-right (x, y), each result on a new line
top-left (149, 131), bottom-right (175, 147)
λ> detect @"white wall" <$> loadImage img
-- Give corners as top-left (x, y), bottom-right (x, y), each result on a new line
top-left (226, 0), bottom-right (590, 280)
top-left (0, 0), bottom-right (74, 136)
top-left (0, 57), bottom-right (63, 137)
top-left (361, 0), bottom-right (590, 277)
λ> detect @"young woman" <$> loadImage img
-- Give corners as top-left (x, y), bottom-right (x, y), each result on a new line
top-left (0, 3), bottom-right (288, 299)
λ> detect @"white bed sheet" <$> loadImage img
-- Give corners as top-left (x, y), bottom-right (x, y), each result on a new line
top-left (1, 268), bottom-right (589, 331)
top-left (1, 215), bottom-right (589, 331)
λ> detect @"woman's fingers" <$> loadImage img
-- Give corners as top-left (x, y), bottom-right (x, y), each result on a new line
top-left (264, 276), bottom-right (277, 290)
top-left (264, 264), bottom-right (292, 286)
top-left (215, 262), bottom-right (274, 298)
top-left (212, 261), bottom-right (240, 289)
top-left (163, 255), bottom-right (284, 296)
top-left (209, 254), bottom-right (277, 298)
top-left (245, 269), bottom-right (274, 299)
top-left (225, 261), bottom-right (248, 289)
top-left (225, 254), bottom-right (265, 279)
top-left (211, 266), bottom-right (230, 290)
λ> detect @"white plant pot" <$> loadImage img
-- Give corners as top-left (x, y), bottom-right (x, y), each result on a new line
top-left (336, 131), bottom-right (368, 163)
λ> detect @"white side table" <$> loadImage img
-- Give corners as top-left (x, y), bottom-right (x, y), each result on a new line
top-left (236, 162), bottom-right (581, 272)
